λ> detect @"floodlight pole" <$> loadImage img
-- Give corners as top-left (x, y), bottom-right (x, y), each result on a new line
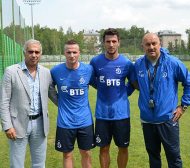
top-left (30, 4), bottom-right (34, 39)
top-left (23, 0), bottom-right (41, 39)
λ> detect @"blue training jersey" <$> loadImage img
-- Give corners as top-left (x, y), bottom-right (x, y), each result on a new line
top-left (50, 62), bottom-right (96, 129)
top-left (90, 53), bottom-right (136, 120)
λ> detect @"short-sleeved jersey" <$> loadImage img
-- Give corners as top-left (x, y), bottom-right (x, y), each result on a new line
top-left (50, 62), bottom-right (96, 129)
top-left (90, 53), bottom-right (136, 120)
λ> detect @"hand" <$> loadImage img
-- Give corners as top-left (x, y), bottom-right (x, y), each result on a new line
top-left (5, 128), bottom-right (17, 140)
top-left (171, 105), bottom-right (185, 121)
top-left (131, 80), bottom-right (139, 91)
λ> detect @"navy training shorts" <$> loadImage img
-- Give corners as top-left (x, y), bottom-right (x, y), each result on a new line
top-left (55, 124), bottom-right (96, 153)
top-left (95, 118), bottom-right (130, 147)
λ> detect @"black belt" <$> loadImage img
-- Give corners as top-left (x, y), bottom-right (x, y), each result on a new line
top-left (29, 112), bottom-right (42, 120)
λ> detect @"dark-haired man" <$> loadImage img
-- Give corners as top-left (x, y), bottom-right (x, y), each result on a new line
top-left (90, 28), bottom-right (139, 168)
top-left (51, 39), bottom-right (96, 168)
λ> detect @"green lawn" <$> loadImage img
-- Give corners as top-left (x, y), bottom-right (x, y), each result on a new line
top-left (0, 62), bottom-right (190, 168)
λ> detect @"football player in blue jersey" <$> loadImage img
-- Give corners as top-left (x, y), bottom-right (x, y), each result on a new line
top-left (90, 28), bottom-right (139, 168)
top-left (51, 39), bottom-right (96, 168)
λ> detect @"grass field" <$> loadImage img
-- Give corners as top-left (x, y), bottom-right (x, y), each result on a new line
top-left (0, 62), bottom-right (190, 168)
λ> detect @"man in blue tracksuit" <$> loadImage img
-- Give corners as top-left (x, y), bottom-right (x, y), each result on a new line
top-left (135, 33), bottom-right (190, 168)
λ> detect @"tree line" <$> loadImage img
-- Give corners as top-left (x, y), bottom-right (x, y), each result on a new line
top-left (32, 25), bottom-right (149, 55)
top-left (3, 24), bottom-right (190, 55)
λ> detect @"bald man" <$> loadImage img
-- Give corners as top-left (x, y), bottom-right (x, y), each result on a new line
top-left (134, 33), bottom-right (190, 168)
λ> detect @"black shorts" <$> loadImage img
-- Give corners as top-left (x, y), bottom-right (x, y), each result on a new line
top-left (55, 124), bottom-right (96, 153)
top-left (95, 118), bottom-right (130, 147)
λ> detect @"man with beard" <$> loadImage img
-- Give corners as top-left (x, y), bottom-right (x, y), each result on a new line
top-left (90, 28), bottom-right (139, 168)
top-left (134, 33), bottom-right (190, 167)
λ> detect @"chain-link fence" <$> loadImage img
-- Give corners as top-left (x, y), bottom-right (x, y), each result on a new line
top-left (38, 54), bottom-right (146, 65)
top-left (39, 53), bottom-right (190, 67)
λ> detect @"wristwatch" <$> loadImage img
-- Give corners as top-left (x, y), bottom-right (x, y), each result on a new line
top-left (181, 105), bottom-right (188, 111)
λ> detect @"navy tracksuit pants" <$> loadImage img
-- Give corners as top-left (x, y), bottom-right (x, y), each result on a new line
top-left (142, 120), bottom-right (182, 168)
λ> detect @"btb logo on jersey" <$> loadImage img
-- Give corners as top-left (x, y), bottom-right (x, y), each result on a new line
top-left (70, 89), bottom-right (84, 96)
top-left (107, 79), bottom-right (120, 86)
top-left (61, 86), bottom-right (84, 95)
top-left (100, 76), bottom-right (105, 83)
top-left (61, 86), bottom-right (68, 92)
top-left (100, 76), bottom-right (120, 86)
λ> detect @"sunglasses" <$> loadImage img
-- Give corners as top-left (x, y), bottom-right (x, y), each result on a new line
top-left (28, 50), bottom-right (41, 54)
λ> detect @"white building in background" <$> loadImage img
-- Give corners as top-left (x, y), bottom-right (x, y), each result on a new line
top-left (83, 30), bottom-right (101, 43)
top-left (156, 30), bottom-right (181, 49)
top-left (82, 30), bottom-right (101, 54)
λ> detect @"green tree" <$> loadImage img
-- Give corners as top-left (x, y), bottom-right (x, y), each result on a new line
top-left (65, 27), bottom-right (75, 39)
top-left (180, 40), bottom-right (187, 54)
top-left (73, 31), bottom-right (85, 54)
top-left (186, 29), bottom-right (190, 53)
top-left (86, 36), bottom-right (98, 55)
top-left (33, 25), bottom-right (65, 55)
top-left (128, 25), bottom-right (148, 39)
top-left (3, 23), bottom-right (26, 46)
top-left (62, 27), bottom-right (84, 54)
top-left (174, 39), bottom-right (179, 54)
top-left (58, 26), bottom-right (65, 55)
top-left (167, 42), bottom-right (174, 54)
top-left (4, 24), bottom-right (151, 55)
top-left (98, 26), bottom-right (148, 54)
top-left (97, 29), bottom-right (106, 53)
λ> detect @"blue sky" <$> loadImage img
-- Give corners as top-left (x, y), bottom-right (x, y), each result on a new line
top-left (13, 0), bottom-right (190, 41)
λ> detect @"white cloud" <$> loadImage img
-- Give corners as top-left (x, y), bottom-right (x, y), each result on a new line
top-left (11, 0), bottom-right (189, 41)
top-left (99, 6), bottom-right (147, 23)
top-left (65, 19), bottom-right (76, 27)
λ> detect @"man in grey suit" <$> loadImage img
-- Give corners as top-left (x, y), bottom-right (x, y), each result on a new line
top-left (0, 39), bottom-right (58, 168)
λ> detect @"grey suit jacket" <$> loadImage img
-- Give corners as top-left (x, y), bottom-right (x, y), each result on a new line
top-left (0, 62), bottom-right (58, 138)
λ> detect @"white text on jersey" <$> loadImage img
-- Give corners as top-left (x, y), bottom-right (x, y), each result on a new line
top-left (107, 79), bottom-right (120, 86)
top-left (70, 89), bottom-right (84, 95)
